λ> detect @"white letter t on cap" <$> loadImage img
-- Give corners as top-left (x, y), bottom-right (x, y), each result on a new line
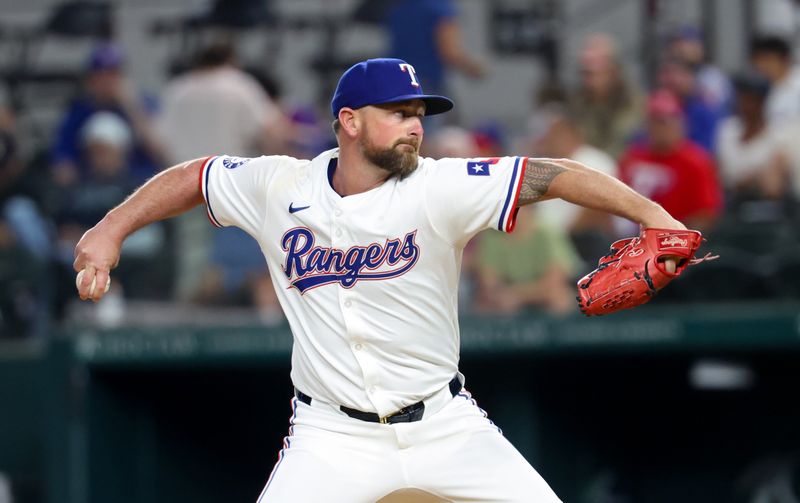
top-left (399, 63), bottom-right (420, 87)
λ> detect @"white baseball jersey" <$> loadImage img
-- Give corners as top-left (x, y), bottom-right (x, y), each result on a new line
top-left (199, 148), bottom-right (527, 417)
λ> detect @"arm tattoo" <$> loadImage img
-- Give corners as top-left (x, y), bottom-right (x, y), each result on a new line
top-left (517, 158), bottom-right (567, 205)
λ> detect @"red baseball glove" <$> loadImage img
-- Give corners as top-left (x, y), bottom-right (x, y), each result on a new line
top-left (577, 228), bottom-right (716, 316)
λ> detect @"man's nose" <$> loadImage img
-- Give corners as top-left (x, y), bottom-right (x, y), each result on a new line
top-left (408, 117), bottom-right (423, 137)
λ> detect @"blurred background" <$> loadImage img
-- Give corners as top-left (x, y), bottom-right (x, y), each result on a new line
top-left (2, 0), bottom-right (800, 502)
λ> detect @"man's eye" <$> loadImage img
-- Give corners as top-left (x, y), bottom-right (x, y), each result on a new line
top-left (393, 110), bottom-right (420, 119)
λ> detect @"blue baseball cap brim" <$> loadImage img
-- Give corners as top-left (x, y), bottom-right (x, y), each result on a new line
top-left (366, 93), bottom-right (454, 116)
top-left (331, 58), bottom-right (455, 118)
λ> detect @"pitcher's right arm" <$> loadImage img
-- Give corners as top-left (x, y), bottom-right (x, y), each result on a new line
top-left (74, 157), bottom-right (207, 302)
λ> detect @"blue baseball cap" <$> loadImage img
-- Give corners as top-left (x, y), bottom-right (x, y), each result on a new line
top-left (331, 58), bottom-right (454, 118)
top-left (88, 43), bottom-right (124, 72)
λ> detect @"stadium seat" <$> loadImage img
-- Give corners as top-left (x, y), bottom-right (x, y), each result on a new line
top-left (761, 246), bottom-right (800, 299)
top-left (709, 223), bottom-right (796, 257)
top-left (45, 1), bottom-right (113, 38)
top-left (663, 248), bottom-right (770, 302)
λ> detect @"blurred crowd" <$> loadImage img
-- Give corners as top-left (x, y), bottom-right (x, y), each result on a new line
top-left (3, 2), bottom-right (800, 337)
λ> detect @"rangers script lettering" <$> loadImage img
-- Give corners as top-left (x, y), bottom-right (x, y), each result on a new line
top-left (281, 228), bottom-right (420, 293)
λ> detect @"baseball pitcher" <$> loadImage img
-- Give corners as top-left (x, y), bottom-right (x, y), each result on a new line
top-left (75, 59), bottom-right (701, 502)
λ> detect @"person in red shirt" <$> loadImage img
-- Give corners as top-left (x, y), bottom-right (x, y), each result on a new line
top-left (619, 89), bottom-right (723, 231)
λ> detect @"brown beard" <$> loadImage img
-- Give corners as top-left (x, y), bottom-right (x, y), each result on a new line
top-left (359, 131), bottom-right (420, 180)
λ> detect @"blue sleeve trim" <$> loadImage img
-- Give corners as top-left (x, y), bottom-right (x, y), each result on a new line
top-left (497, 157), bottom-right (521, 231)
top-left (203, 156), bottom-right (223, 227)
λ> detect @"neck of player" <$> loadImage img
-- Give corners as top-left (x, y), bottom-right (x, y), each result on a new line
top-left (333, 145), bottom-right (394, 197)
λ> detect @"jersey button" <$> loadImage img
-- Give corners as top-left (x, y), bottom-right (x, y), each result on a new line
top-left (354, 343), bottom-right (363, 351)
top-left (335, 228), bottom-right (342, 237)
top-left (368, 386), bottom-right (376, 394)
top-left (334, 209), bottom-right (343, 217)
top-left (344, 300), bottom-right (352, 308)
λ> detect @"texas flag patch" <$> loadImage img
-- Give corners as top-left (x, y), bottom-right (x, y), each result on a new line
top-left (466, 158), bottom-right (499, 176)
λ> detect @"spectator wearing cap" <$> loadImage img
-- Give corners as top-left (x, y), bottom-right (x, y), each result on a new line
top-left (471, 121), bottom-right (507, 158)
top-left (55, 112), bottom-right (138, 239)
top-left (54, 112), bottom-right (166, 308)
top-left (750, 35), bottom-right (800, 125)
top-left (568, 33), bottom-right (644, 160)
top-left (657, 57), bottom-right (723, 153)
top-left (666, 26), bottom-right (734, 114)
top-left (619, 90), bottom-right (722, 232)
top-left (716, 73), bottom-right (793, 202)
top-left (50, 42), bottom-right (165, 187)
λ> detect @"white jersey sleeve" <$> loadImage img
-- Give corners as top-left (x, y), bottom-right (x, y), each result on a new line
top-left (199, 154), bottom-right (282, 237)
top-left (423, 156), bottom-right (527, 246)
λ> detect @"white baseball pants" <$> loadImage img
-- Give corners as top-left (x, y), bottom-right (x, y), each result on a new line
top-left (256, 388), bottom-right (562, 502)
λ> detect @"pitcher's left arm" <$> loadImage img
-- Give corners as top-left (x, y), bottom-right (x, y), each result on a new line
top-left (517, 157), bottom-right (686, 231)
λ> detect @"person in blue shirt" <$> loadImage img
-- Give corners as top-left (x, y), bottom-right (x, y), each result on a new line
top-left (657, 57), bottom-right (723, 153)
top-left (666, 26), bottom-right (734, 116)
top-left (50, 43), bottom-right (166, 187)
top-left (385, 0), bottom-right (486, 97)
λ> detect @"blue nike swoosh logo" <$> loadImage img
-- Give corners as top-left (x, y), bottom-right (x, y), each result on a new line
top-left (289, 203), bottom-right (311, 214)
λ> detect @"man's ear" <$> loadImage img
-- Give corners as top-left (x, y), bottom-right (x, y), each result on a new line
top-left (339, 108), bottom-right (360, 138)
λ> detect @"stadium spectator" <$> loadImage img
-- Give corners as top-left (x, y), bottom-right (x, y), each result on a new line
top-left (53, 111), bottom-right (167, 315)
top-left (0, 91), bottom-right (51, 261)
top-left (568, 33), bottom-right (644, 160)
top-left (426, 126), bottom-right (482, 312)
top-left (525, 104), bottom-right (618, 243)
top-left (750, 35), bottom-right (800, 125)
top-left (50, 42), bottom-right (164, 187)
top-left (385, 0), bottom-right (486, 97)
top-left (426, 125), bottom-right (480, 159)
top-left (619, 90), bottom-right (723, 232)
top-left (716, 73), bottom-right (793, 203)
top-left (283, 106), bottom-right (330, 160)
top-left (0, 97), bottom-right (50, 337)
top-left (475, 206), bottom-right (579, 316)
top-left (666, 26), bottom-right (733, 113)
top-left (657, 57), bottom-right (723, 153)
top-left (471, 120), bottom-right (508, 158)
top-left (157, 41), bottom-right (285, 320)
top-left (157, 40), bottom-right (286, 162)
top-left (54, 112), bottom-right (138, 235)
